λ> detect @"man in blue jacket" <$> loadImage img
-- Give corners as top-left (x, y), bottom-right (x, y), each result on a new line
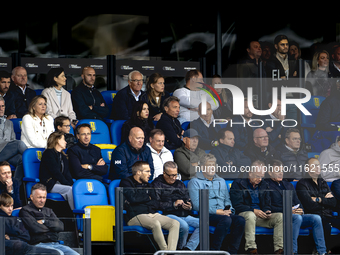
top-left (71, 67), bottom-right (109, 120)
top-left (188, 153), bottom-right (245, 253)
top-left (109, 127), bottom-right (154, 179)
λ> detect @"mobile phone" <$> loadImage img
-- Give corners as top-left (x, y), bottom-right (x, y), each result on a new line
top-left (224, 205), bottom-right (231, 210)
top-left (292, 204), bottom-right (300, 210)
top-left (72, 119), bottom-right (78, 125)
top-left (266, 211), bottom-right (271, 215)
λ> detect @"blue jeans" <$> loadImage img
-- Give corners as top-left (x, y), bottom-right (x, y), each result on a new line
top-left (209, 214), bottom-right (245, 253)
top-left (36, 242), bottom-right (79, 255)
top-left (292, 214), bottom-right (327, 254)
top-left (166, 214), bottom-right (200, 251)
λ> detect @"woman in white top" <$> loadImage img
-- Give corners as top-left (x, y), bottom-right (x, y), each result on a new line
top-left (41, 67), bottom-right (77, 128)
top-left (21, 95), bottom-right (55, 148)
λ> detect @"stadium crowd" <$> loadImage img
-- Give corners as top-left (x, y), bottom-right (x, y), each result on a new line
top-left (2, 34), bottom-right (340, 254)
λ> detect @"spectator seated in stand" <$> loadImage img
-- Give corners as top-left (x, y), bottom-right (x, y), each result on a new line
top-left (71, 67), bottom-right (108, 120)
top-left (54, 116), bottom-right (77, 149)
top-left (147, 129), bottom-right (173, 179)
top-left (320, 135), bottom-right (340, 182)
top-left (111, 70), bottom-right (146, 120)
top-left (174, 129), bottom-right (205, 181)
top-left (120, 100), bottom-right (154, 145)
top-left (109, 127), bottom-right (154, 180)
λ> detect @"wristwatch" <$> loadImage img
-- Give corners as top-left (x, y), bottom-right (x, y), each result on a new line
top-left (315, 197), bottom-right (320, 203)
top-left (87, 165), bottom-right (93, 171)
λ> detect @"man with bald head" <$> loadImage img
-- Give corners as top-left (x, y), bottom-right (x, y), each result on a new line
top-left (71, 66), bottom-right (108, 120)
top-left (244, 128), bottom-right (277, 165)
top-left (109, 127), bottom-right (154, 179)
top-left (9, 66), bottom-right (36, 118)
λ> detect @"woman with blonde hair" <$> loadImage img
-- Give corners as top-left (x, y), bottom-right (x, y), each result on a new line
top-left (21, 95), bottom-right (55, 148)
top-left (39, 131), bottom-right (74, 210)
top-left (306, 50), bottom-right (333, 97)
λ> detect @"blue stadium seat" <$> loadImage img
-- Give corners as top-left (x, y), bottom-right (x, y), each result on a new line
top-left (101, 148), bottom-right (114, 183)
top-left (76, 119), bottom-right (111, 144)
top-left (110, 120), bottom-right (125, 146)
top-left (101, 90), bottom-right (118, 122)
top-left (301, 96), bottom-right (325, 143)
top-left (35, 89), bottom-right (43, 95)
top-left (22, 148), bottom-right (65, 203)
top-left (10, 118), bottom-right (22, 140)
top-left (307, 152), bottom-right (320, 159)
top-left (181, 121), bottom-right (190, 131)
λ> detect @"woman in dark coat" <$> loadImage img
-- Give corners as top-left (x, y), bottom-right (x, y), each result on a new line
top-left (39, 131), bottom-right (74, 210)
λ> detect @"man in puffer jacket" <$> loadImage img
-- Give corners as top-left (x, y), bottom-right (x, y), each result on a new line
top-left (320, 136), bottom-right (340, 182)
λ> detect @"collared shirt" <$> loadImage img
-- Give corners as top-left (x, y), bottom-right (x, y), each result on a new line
top-left (16, 85), bottom-right (27, 94)
top-left (130, 87), bottom-right (141, 101)
top-left (247, 179), bottom-right (261, 210)
top-left (199, 114), bottom-right (214, 128)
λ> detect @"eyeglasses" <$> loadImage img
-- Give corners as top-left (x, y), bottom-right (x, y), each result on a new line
top-left (62, 125), bottom-right (71, 128)
top-left (255, 136), bottom-right (269, 140)
top-left (291, 138), bottom-right (302, 141)
top-left (164, 171), bottom-right (178, 178)
top-left (131, 79), bottom-right (143, 83)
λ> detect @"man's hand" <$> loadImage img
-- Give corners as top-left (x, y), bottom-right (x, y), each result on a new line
top-left (100, 103), bottom-right (105, 107)
top-left (5, 179), bottom-right (13, 193)
top-left (254, 209), bottom-right (270, 219)
top-left (216, 209), bottom-right (232, 216)
top-left (174, 200), bottom-right (184, 207)
top-left (325, 192), bottom-right (334, 198)
top-left (6, 114), bottom-right (17, 120)
top-left (97, 158), bottom-right (105, 166)
top-left (88, 105), bottom-right (93, 110)
top-left (37, 220), bottom-right (44, 224)
top-left (81, 164), bottom-right (90, 169)
top-left (5, 234), bottom-right (10, 240)
top-left (292, 208), bottom-right (303, 215)
top-left (182, 201), bottom-right (192, 210)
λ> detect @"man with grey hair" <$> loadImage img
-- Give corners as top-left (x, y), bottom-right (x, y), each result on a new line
top-left (274, 128), bottom-right (308, 181)
top-left (0, 97), bottom-right (27, 187)
top-left (111, 70), bottom-right (146, 120)
top-left (230, 160), bottom-right (284, 254)
top-left (188, 153), bottom-right (245, 253)
top-left (152, 161), bottom-right (200, 251)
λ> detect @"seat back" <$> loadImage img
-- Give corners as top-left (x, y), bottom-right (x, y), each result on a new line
top-left (101, 148), bottom-right (115, 179)
top-left (10, 118), bottom-right (23, 140)
top-left (73, 179), bottom-right (108, 210)
top-left (108, 179), bottom-right (121, 206)
top-left (181, 121), bottom-right (190, 131)
top-left (101, 90), bottom-right (118, 118)
top-left (76, 119), bottom-right (111, 144)
top-left (301, 96), bottom-right (325, 127)
top-left (110, 120), bottom-right (125, 146)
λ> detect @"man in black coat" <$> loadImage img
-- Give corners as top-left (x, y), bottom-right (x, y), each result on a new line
top-left (68, 123), bottom-right (108, 182)
top-left (152, 161), bottom-right (199, 251)
top-left (111, 70), bottom-right (146, 120)
top-left (9, 66), bottom-right (36, 118)
top-left (119, 161), bottom-right (180, 251)
top-left (71, 67), bottom-right (108, 120)
top-left (210, 128), bottom-right (251, 179)
top-left (274, 128), bottom-right (308, 181)
top-left (156, 96), bottom-right (183, 150)
top-left (266, 159), bottom-right (327, 255)
top-left (244, 128), bottom-right (277, 165)
top-left (19, 183), bottom-right (79, 254)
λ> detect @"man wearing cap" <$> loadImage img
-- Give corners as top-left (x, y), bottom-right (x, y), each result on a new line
top-left (173, 129), bottom-right (206, 181)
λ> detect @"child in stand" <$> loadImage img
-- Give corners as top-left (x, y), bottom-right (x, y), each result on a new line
top-left (54, 116), bottom-right (77, 149)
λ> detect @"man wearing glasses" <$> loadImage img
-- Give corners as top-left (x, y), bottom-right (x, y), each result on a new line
top-left (120, 161), bottom-right (180, 251)
top-left (152, 161), bottom-right (199, 251)
top-left (111, 70), bottom-right (146, 120)
top-left (274, 128), bottom-right (308, 181)
top-left (244, 128), bottom-right (277, 165)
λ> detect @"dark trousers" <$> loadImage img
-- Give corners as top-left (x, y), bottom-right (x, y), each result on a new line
top-left (321, 216), bottom-right (340, 251)
top-left (209, 214), bottom-right (245, 253)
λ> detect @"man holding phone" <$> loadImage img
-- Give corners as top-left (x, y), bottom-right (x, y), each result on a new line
top-left (230, 160), bottom-right (283, 254)
top-left (267, 159), bottom-right (327, 255)
top-left (152, 161), bottom-right (199, 251)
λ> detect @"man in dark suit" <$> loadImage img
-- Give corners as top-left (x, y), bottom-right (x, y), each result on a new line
top-left (9, 66), bottom-right (36, 118)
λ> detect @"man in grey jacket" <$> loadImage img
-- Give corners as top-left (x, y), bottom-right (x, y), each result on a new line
top-left (320, 136), bottom-right (340, 182)
top-left (0, 96), bottom-right (27, 186)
